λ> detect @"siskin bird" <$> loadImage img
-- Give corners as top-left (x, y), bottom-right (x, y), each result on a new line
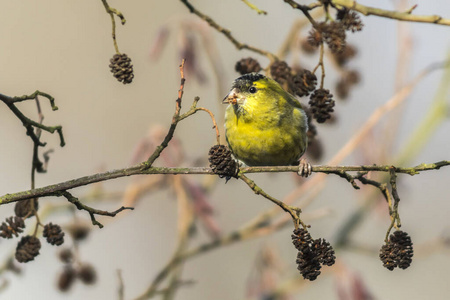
top-left (223, 73), bottom-right (311, 176)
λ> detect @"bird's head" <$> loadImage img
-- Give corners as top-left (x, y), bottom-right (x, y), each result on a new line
top-left (222, 73), bottom-right (269, 106)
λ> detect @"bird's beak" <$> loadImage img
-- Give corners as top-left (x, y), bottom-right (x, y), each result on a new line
top-left (222, 88), bottom-right (242, 105)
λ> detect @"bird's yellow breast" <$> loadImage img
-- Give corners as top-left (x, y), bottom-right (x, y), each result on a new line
top-left (224, 102), bottom-right (307, 166)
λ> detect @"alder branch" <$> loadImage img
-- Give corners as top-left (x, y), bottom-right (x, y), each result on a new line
top-left (285, 0), bottom-right (450, 26)
top-left (332, 0), bottom-right (450, 26)
top-left (0, 88), bottom-right (130, 229)
top-left (1, 161), bottom-right (449, 205)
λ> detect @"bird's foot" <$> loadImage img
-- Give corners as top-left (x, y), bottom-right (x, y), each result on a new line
top-left (297, 159), bottom-right (312, 178)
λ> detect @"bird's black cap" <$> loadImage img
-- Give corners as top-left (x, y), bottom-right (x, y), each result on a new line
top-left (232, 73), bottom-right (265, 91)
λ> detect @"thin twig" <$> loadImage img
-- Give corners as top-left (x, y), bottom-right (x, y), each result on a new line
top-left (101, 0), bottom-right (126, 54)
top-left (386, 167), bottom-right (401, 240)
top-left (312, 42), bottom-right (326, 88)
top-left (241, 0), bottom-right (267, 15)
top-left (143, 60), bottom-right (186, 168)
top-left (323, 170), bottom-right (360, 189)
top-left (283, 0), bottom-right (320, 27)
top-left (395, 58), bottom-right (450, 165)
top-left (239, 174), bottom-right (305, 229)
top-left (133, 207), bottom-right (329, 293)
top-left (180, 0), bottom-right (277, 61)
top-left (57, 191), bottom-right (133, 228)
top-left (355, 174), bottom-right (391, 205)
top-left (195, 108), bottom-right (220, 145)
top-left (30, 96), bottom-right (45, 237)
top-left (277, 9), bottom-right (324, 60)
top-left (138, 221), bottom-right (277, 295)
top-left (0, 91), bottom-right (65, 147)
top-left (32, 97), bottom-right (49, 173)
top-left (178, 97), bottom-right (221, 145)
top-left (0, 90), bottom-right (58, 110)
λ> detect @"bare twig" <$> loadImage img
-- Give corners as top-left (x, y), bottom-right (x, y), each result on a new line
top-left (142, 63), bottom-right (221, 169)
top-left (385, 167), bottom-right (401, 240)
top-left (283, 0), bottom-right (320, 27)
top-left (242, 0), bottom-right (267, 15)
top-left (180, 0), bottom-right (277, 61)
top-left (0, 90), bottom-right (58, 109)
top-left (178, 97), bottom-right (221, 145)
top-left (143, 60), bottom-right (187, 168)
top-left (30, 96), bottom-right (45, 237)
top-left (277, 8), bottom-right (324, 60)
top-left (323, 170), bottom-right (360, 189)
top-left (312, 42), bottom-right (326, 88)
top-left (0, 91), bottom-right (65, 147)
top-left (355, 173), bottom-right (391, 204)
top-left (239, 174), bottom-right (305, 229)
top-left (132, 207), bottom-right (329, 295)
top-left (57, 191), bottom-right (133, 228)
top-left (101, 0), bottom-right (126, 53)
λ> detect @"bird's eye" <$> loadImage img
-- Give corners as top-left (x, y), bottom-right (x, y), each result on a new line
top-left (249, 87), bottom-right (257, 94)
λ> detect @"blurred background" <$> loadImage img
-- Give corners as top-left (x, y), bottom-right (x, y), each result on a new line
top-left (0, 0), bottom-right (449, 299)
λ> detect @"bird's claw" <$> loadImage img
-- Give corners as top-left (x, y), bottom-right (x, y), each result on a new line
top-left (297, 159), bottom-right (312, 178)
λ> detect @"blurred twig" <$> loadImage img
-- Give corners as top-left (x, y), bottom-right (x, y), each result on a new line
top-left (395, 56), bottom-right (450, 165)
top-left (381, 0), bottom-right (413, 163)
top-left (180, 0), bottom-right (277, 61)
top-left (134, 176), bottom-right (195, 300)
top-left (335, 61), bottom-right (450, 247)
top-left (277, 9), bottom-right (324, 60)
top-left (241, 0), bottom-right (267, 15)
top-left (118, 270), bottom-right (124, 300)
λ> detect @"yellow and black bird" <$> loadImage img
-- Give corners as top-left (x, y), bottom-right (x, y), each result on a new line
top-left (223, 73), bottom-right (311, 176)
